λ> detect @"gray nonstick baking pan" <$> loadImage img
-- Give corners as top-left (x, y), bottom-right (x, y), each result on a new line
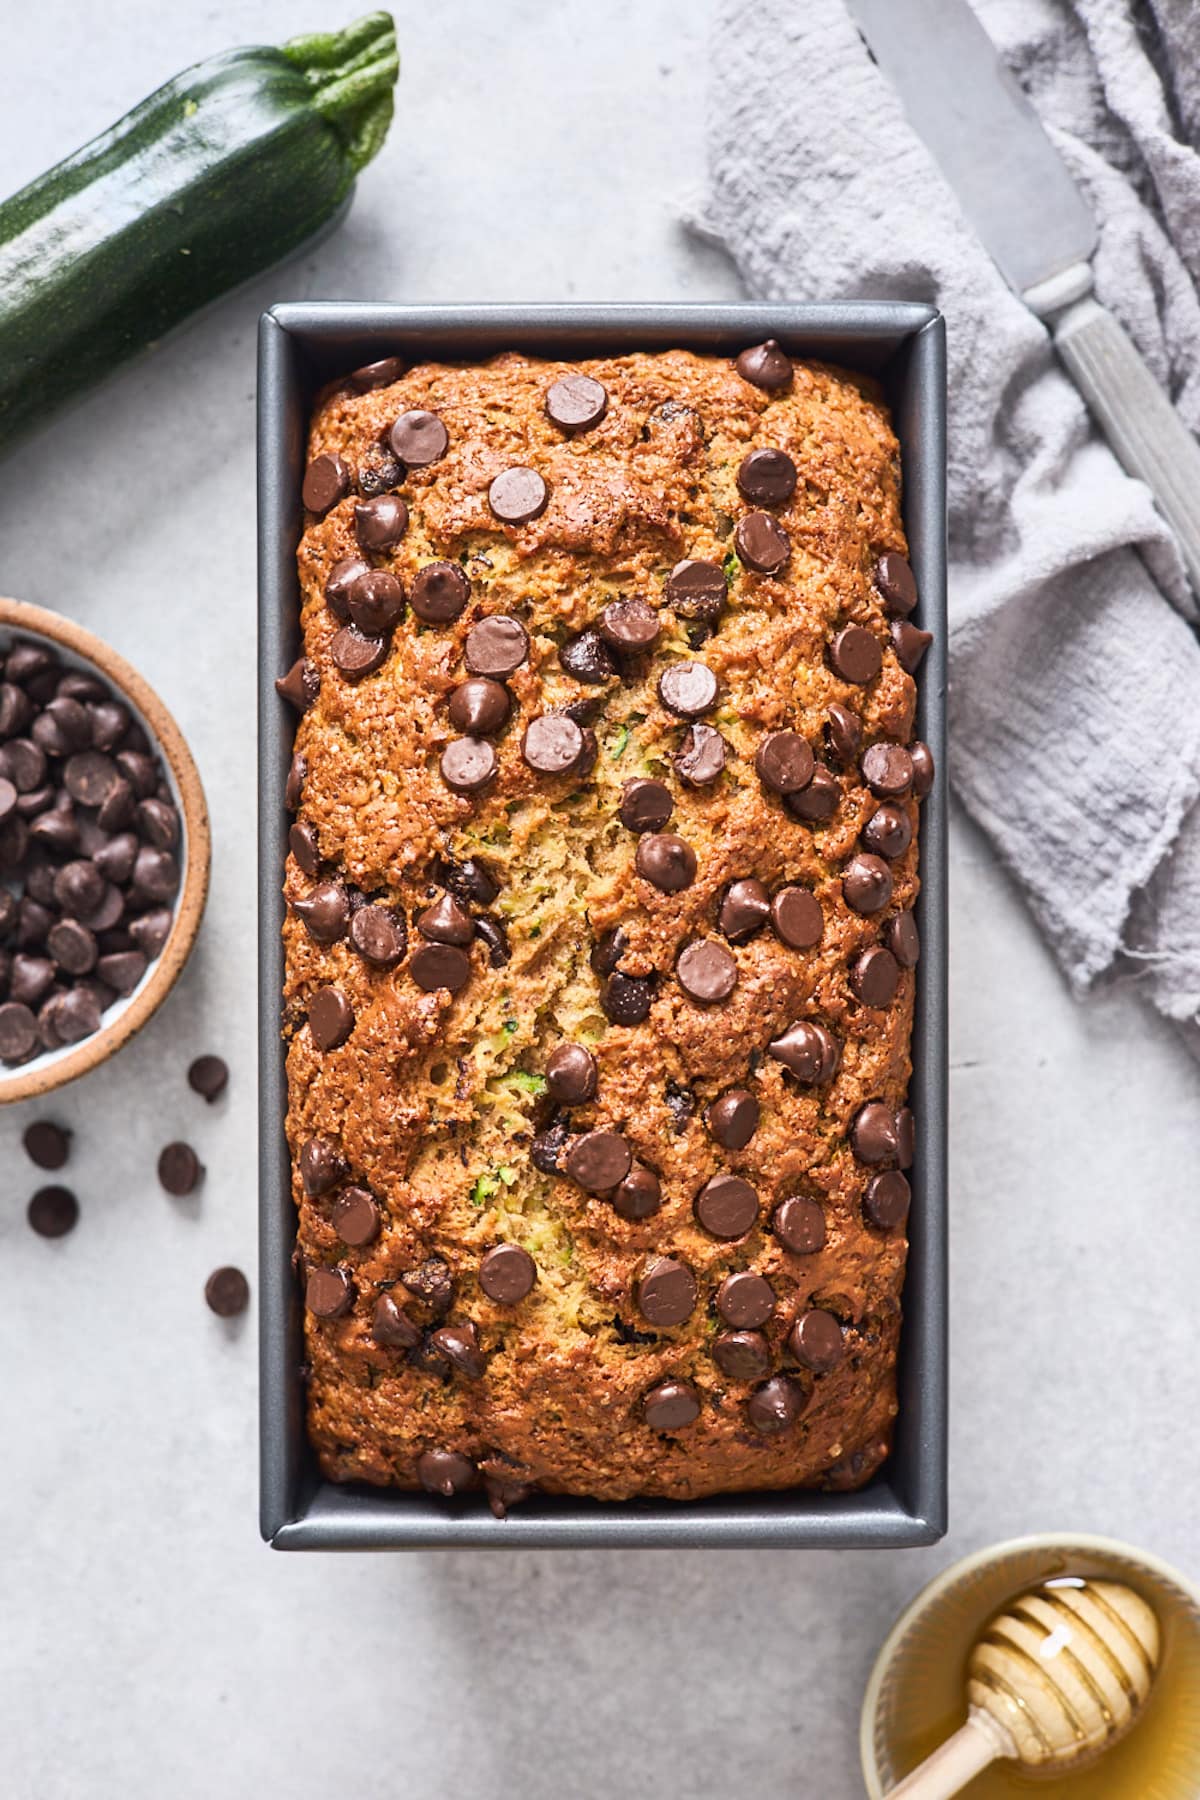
top-left (258, 302), bottom-right (947, 1550)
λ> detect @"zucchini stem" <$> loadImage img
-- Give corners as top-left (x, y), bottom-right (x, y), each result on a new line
top-left (281, 12), bottom-right (399, 172)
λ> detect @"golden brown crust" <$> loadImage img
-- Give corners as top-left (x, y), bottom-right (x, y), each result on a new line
top-left (284, 347), bottom-right (918, 1504)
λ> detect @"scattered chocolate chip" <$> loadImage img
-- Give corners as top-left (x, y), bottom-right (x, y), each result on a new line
top-left (417, 1448), bottom-right (476, 1496)
top-left (825, 703), bottom-right (863, 765)
top-left (27, 1184), bottom-right (78, 1237)
top-left (736, 511), bottom-right (791, 573)
top-left (789, 1309), bottom-right (845, 1372)
top-left (401, 1256), bottom-right (454, 1314)
top-left (0, 684), bottom-right (32, 736)
top-left (636, 832), bottom-right (696, 894)
top-left (418, 893), bottom-right (474, 945)
top-left (735, 339), bottom-right (793, 390)
top-left (637, 1256), bottom-right (697, 1327)
top-left (349, 356), bottom-right (404, 392)
top-left (2, 739), bottom-right (46, 792)
top-left (884, 911), bottom-right (920, 968)
top-left (545, 371), bottom-right (608, 432)
top-left (612, 1163), bottom-right (662, 1219)
top-left (440, 737), bottom-right (498, 795)
top-left (842, 853), bottom-right (893, 914)
top-left (694, 1173), bottom-right (758, 1239)
top-left (664, 1082), bottom-right (696, 1133)
top-left (488, 466), bottom-right (548, 525)
top-left (910, 741), bottom-right (935, 798)
top-left (565, 1129), bottom-right (632, 1194)
top-left (617, 778), bottom-right (671, 835)
top-left (332, 1187), bottom-right (380, 1247)
top-left (545, 1042), bottom-right (598, 1105)
top-left (718, 878), bottom-right (770, 943)
top-left (410, 943), bottom-right (472, 993)
top-left (389, 410), bottom-right (447, 467)
top-left (10, 954), bottom-right (54, 1008)
top-left (306, 1265), bottom-right (356, 1319)
top-left (23, 1120), bottom-right (71, 1169)
top-left (664, 559), bottom-right (727, 624)
top-left (35, 696), bottom-right (91, 755)
top-left (706, 1087), bottom-right (760, 1151)
top-left (531, 1117), bottom-right (571, 1174)
top-left (748, 1374), bottom-right (806, 1435)
top-left (298, 1136), bottom-right (345, 1197)
top-left (115, 750), bottom-right (157, 798)
top-left (47, 919), bottom-right (97, 977)
top-left (346, 570), bottom-right (406, 636)
top-left (864, 1169), bottom-right (912, 1229)
top-left (158, 1141), bottom-right (203, 1196)
top-left (293, 881), bottom-right (349, 944)
top-left (849, 945), bottom-right (901, 1008)
top-left (288, 820), bottom-right (320, 876)
top-left (830, 626), bottom-right (882, 685)
top-left (756, 731), bottom-right (814, 796)
top-left (355, 493), bottom-right (409, 553)
top-left (479, 1242), bottom-right (536, 1304)
top-left (773, 1194), bottom-right (827, 1256)
top-left (88, 700), bottom-right (129, 753)
top-left (188, 1055), bottom-right (229, 1103)
top-left (275, 657), bottom-right (319, 712)
top-left (410, 561), bottom-right (471, 624)
top-left (713, 1329), bottom-right (771, 1381)
top-left (674, 723), bottom-right (726, 787)
top-left (465, 616), bottom-right (529, 679)
top-left (560, 628), bottom-right (617, 686)
top-left (302, 453), bottom-right (351, 514)
top-left (349, 904), bottom-right (406, 969)
top-left (331, 624), bottom-right (388, 681)
top-left (205, 1266), bottom-right (250, 1317)
top-left (658, 661), bottom-right (718, 719)
top-left (308, 986), bottom-right (354, 1050)
top-left (644, 1380), bottom-right (700, 1431)
top-left (849, 1101), bottom-right (907, 1165)
top-left (716, 1270), bottom-right (775, 1328)
top-left (875, 551), bottom-right (917, 616)
top-left (471, 914), bottom-right (507, 969)
top-left (767, 1020), bottom-right (841, 1084)
top-left (737, 447), bottom-right (797, 507)
top-left (771, 886), bottom-right (823, 949)
top-left (0, 999), bottom-right (37, 1063)
top-left (374, 1293), bottom-right (421, 1349)
top-left (677, 938), bottom-right (738, 1004)
top-left (430, 1322), bottom-right (486, 1379)
top-left (136, 796), bottom-right (179, 851)
top-left (95, 951), bottom-right (145, 996)
top-left (447, 678), bottom-right (511, 737)
top-left (324, 556), bottom-right (371, 619)
top-left (599, 597), bottom-right (660, 652)
top-left (863, 806), bottom-right (914, 865)
top-left (521, 714), bottom-right (586, 775)
top-left (437, 855), bottom-right (501, 908)
top-left (601, 970), bottom-right (653, 1026)
top-left (785, 765), bottom-right (841, 824)
top-left (891, 619), bottom-right (933, 673)
top-left (285, 753), bottom-right (306, 811)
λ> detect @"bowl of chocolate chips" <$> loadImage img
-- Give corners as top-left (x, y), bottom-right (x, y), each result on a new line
top-left (0, 597), bottom-right (210, 1099)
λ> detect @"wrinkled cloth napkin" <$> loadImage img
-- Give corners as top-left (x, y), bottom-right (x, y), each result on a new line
top-left (695, 0), bottom-right (1200, 1046)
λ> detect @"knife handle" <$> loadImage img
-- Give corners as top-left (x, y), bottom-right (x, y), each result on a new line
top-left (1052, 292), bottom-right (1200, 608)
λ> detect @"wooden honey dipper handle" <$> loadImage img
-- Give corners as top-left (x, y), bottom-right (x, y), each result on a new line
top-left (886, 1708), bottom-right (1015, 1799)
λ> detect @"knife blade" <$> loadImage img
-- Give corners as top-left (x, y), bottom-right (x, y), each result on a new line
top-left (847, 0), bottom-right (1200, 610)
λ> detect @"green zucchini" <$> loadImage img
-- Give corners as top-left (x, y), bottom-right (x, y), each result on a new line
top-left (0, 12), bottom-right (398, 451)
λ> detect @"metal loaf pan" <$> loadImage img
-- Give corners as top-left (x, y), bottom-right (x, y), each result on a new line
top-left (258, 303), bottom-right (947, 1550)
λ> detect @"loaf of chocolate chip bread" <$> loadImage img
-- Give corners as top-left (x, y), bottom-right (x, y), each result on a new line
top-left (280, 341), bottom-right (932, 1513)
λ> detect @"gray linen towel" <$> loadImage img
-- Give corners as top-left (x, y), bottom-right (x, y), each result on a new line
top-left (695, 0), bottom-right (1200, 1038)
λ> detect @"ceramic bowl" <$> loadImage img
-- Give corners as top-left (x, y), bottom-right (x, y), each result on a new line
top-left (862, 1532), bottom-right (1200, 1798)
top-left (0, 596), bottom-right (210, 1101)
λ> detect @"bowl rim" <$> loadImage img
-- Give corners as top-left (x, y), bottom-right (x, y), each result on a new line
top-left (0, 595), bottom-right (211, 1102)
top-left (859, 1529), bottom-right (1200, 1796)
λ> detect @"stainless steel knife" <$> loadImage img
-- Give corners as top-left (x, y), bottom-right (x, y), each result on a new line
top-left (846, 0), bottom-right (1200, 607)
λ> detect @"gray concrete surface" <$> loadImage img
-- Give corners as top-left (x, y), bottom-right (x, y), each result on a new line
top-left (2, 3), bottom-right (1197, 1795)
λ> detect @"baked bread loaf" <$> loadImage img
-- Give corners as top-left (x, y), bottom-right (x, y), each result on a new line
top-left (280, 341), bottom-right (932, 1513)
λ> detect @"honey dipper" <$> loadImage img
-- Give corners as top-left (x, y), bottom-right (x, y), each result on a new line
top-left (887, 1577), bottom-right (1160, 1798)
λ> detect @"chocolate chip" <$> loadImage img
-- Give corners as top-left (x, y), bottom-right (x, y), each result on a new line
top-left (891, 619), bottom-right (933, 673)
top-left (843, 853), bottom-right (893, 913)
top-left (910, 741), bottom-right (935, 798)
top-left (97, 779), bottom-right (136, 832)
top-left (488, 466), bottom-right (548, 525)
top-left (28, 806), bottom-right (77, 854)
top-left (694, 1173), bottom-right (758, 1239)
top-left (637, 1256), bottom-right (697, 1327)
top-left (306, 1265), bottom-right (356, 1319)
top-left (115, 749), bottom-right (157, 798)
top-left (137, 797), bottom-right (179, 850)
top-left (354, 494), bottom-right (409, 554)
top-left (0, 777), bottom-right (16, 823)
top-left (785, 765), bottom-right (840, 824)
top-left (2, 738), bottom-right (46, 792)
top-left (10, 955), bottom-right (54, 1008)
top-left (473, 914), bottom-right (509, 968)
top-left (47, 919), bottom-right (96, 977)
top-left (410, 943), bottom-right (472, 993)
top-left (0, 683), bottom-right (32, 736)
top-left (591, 927), bottom-right (628, 977)
top-left (430, 1322), bottom-right (486, 1379)
top-left (707, 1087), bottom-right (760, 1150)
top-left (440, 737), bottom-right (498, 796)
top-left (863, 804), bottom-right (913, 861)
top-left (735, 339), bottom-right (793, 390)
top-left (601, 970), bottom-right (653, 1026)
top-left (435, 855), bottom-right (500, 909)
top-left (664, 559), bottom-right (727, 623)
top-left (465, 616), bottom-right (529, 678)
top-left (302, 453), bottom-right (351, 514)
top-left (447, 677), bottom-right (511, 737)
top-left (298, 1136), bottom-right (345, 1196)
top-left (713, 1330), bottom-right (771, 1381)
top-left (411, 561), bottom-right (470, 624)
top-left (756, 731), bottom-right (814, 796)
top-left (52, 859), bottom-right (103, 918)
top-left (0, 816), bottom-right (29, 868)
top-left (737, 1191), bottom-right (801, 1276)
top-left (344, 570), bottom-right (405, 636)
top-left (790, 1309), bottom-right (845, 1373)
top-left (417, 1448), bottom-right (476, 1496)
top-left (288, 820), bottom-right (319, 877)
top-left (677, 939), bottom-right (738, 1004)
top-left (716, 1271), bottom-right (775, 1328)
top-left (23, 1120), bottom-right (71, 1169)
top-left (545, 1042), bottom-right (597, 1104)
top-left (718, 878), bottom-right (770, 943)
top-left (50, 988), bottom-right (103, 1045)
top-left (275, 658), bottom-right (320, 713)
top-left (331, 625), bottom-right (388, 681)
top-left (565, 1128), bottom-right (632, 1193)
top-left (401, 1256), bottom-right (454, 1314)
top-left (522, 714), bottom-right (585, 775)
top-left (735, 511), bottom-right (791, 574)
top-left (643, 1381), bottom-right (700, 1431)
top-left (27, 1184), bottom-right (78, 1237)
top-left (884, 911), bottom-right (920, 968)
top-left (830, 626), bottom-right (882, 685)
top-left (617, 778), bottom-right (671, 835)
top-left (560, 629), bottom-right (617, 685)
top-left (390, 410), bottom-right (447, 467)
top-left (771, 886), bottom-right (823, 949)
top-left (612, 1163), bottom-right (661, 1219)
top-left (203, 1266), bottom-right (250, 1317)
top-left (635, 832), bottom-right (696, 894)
top-left (876, 551), bottom-right (917, 616)
top-left (849, 1101), bottom-right (907, 1165)
top-left (348, 903), bottom-right (406, 969)
top-left (479, 1243), bottom-right (536, 1304)
top-left (658, 662), bottom-right (718, 718)
top-left (285, 755), bottom-right (306, 814)
top-left (331, 1187), bottom-right (380, 1247)
top-left (35, 696), bottom-right (91, 754)
top-left (374, 1294), bottom-right (421, 1349)
top-left (826, 703), bottom-right (863, 766)
top-left (599, 597), bottom-right (660, 652)
top-left (737, 447), bottom-right (797, 507)
top-left (862, 743), bottom-right (913, 798)
top-left (545, 373), bottom-right (608, 432)
top-left (418, 893), bottom-right (474, 945)
top-left (863, 1169), bottom-right (912, 1229)
top-left (675, 723), bottom-right (726, 787)
top-left (292, 881), bottom-right (348, 944)
top-left (849, 945), bottom-right (901, 1008)
top-left (308, 986), bottom-right (354, 1050)
top-left (767, 1020), bottom-right (841, 1084)
top-left (188, 1055), bottom-right (229, 1103)
top-left (95, 951), bottom-right (145, 996)
top-left (347, 355), bottom-right (404, 392)
top-left (6, 644), bottom-right (53, 683)
top-left (324, 556), bottom-right (370, 619)
top-left (748, 1374), bottom-right (806, 1435)
top-left (88, 700), bottom-right (130, 753)
top-left (531, 1117), bottom-right (571, 1174)
top-left (158, 1141), bottom-right (203, 1196)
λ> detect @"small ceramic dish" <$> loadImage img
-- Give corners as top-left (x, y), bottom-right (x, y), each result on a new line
top-left (0, 596), bottom-right (210, 1101)
top-left (862, 1532), bottom-right (1200, 1798)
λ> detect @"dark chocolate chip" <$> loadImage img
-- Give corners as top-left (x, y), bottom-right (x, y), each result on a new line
top-left (418, 893), bottom-right (474, 945)
top-left (95, 951), bottom-right (145, 996)
top-left (658, 662), bottom-right (718, 719)
top-left (565, 1128), bottom-right (632, 1194)
top-left (479, 1243), bottom-right (536, 1304)
top-left (488, 466), bottom-right (548, 525)
top-left (637, 1256), bottom-right (697, 1327)
top-left (465, 616), bottom-right (529, 678)
top-left (205, 1267), bottom-right (250, 1317)
top-left (349, 357), bottom-right (404, 392)
top-left (116, 750), bottom-right (158, 798)
top-left (128, 907), bottom-right (173, 959)
top-left (910, 741), bottom-right (935, 799)
top-left (0, 683), bottom-right (33, 737)
top-left (10, 955), bottom-right (55, 1008)
top-left (88, 700), bottom-right (130, 753)
top-left (735, 339), bottom-right (793, 390)
top-left (28, 806), bottom-right (78, 853)
top-left (23, 1119), bottom-right (71, 1169)
top-left (849, 1101), bottom-right (906, 1165)
top-left (713, 1329), bottom-right (771, 1381)
top-left (785, 764), bottom-right (840, 824)
top-left (694, 1173), bottom-right (758, 1239)
top-left (560, 629), bottom-right (617, 685)
top-left (771, 886), bottom-right (823, 950)
top-left (27, 1184), bottom-right (78, 1237)
top-left (664, 559), bottom-right (727, 623)
top-left (275, 658), bottom-right (320, 712)
top-left (389, 410), bottom-right (447, 467)
top-left (410, 943), bottom-right (472, 993)
top-left (849, 945), bottom-right (901, 1008)
top-left (612, 1163), bottom-right (661, 1219)
top-left (158, 1141), bottom-right (203, 1196)
top-left (876, 551), bottom-right (917, 616)
top-left (830, 626), bottom-right (882, 685)
top-left (891, 619), bottom-right (933, 673)
top-left (347, 570), bottom-right (406, 635)
top-left (410, 561), bottom-right (470, 624)
top-left (707, 1087), bottom-right (760, 1150)
top-left (861, 742), bottom-right (913, 797)
top-left (521, 714), bottom-right (585, 775)
top-left (677, 938), bottom-right (738, 1004)
top-left (737, 447), bottom-right (797, 507)
top-left (884, 911), bottom-right (920, 968)
top-left (430, 1322), bottom-right (486, 1379)
top-left (546, 1042), bottom-right (598, 1105)
top-left (863, 1169), bottom-right (912, 1229)
top-left (619, 778), bottom-right (673, 833)
top-left (306, 1266), bottom-right (356, 1319)
top-left (401, 1256), bottom-right (454, 1314)
top-left (773, 1194), bottom-right (827, 1256)
top-left (2, 738), bottom-right (46, 792)
top-left (35, 696), bottom-right (91, 755)
top-left (675, 723), bottom-right (726, 787)
top-left (136, 797), bottom-right (179, 850)
top-left (440, 737), bottom-right (498, 795)
top-left (531, 1117), bottom-right (571, 1174)
top-left (302, 453), bottom-right (351, 514)
top-left (349, 903), bottom-right (406, 968)
top-left (473, 913), bottom-right (509, 968)
top-left (47, 919), bottom-right (97, 977)
top-left (736, 511), bottom-right (791, 573)
top-left (636, 832), bottom-right (696, 893)
top-left (718, 878), bottom-right (770, 943)
top-left (355, 494), bottom-right (409, 552)
top-left (601, 970), bottom-right (653, 1026)
top-left (188, 1055), bottom-right (229, 1103)
top-left (716, 1271), bottom-right (775, 1328)
top-left (545, 373), bottom-right (608, 432)
top-left (825, 703), bottom-right (862, 765)
top-left (599, 597), bottom-right (660, 652)
top-left (863, 801), bottom-right (914, 861)
top-left (325, 555), bottom-right (371, 619)
top-left (53, 859), bottom-right (104, 918)
top-left (293, 881), bottom-right (349, 946)
top-left (416, 1448), bottom-right (476, 1496)
top-left (298, 1136), bottom-right (345, 1197)
top-left (97, 779), bottom-right (136, 832)
top-left (591, 926), bottom-right (628, 978)
top-left (332, 1187), bottom-right (380, 1246)
top-left (374, 1293), bottom-right (422, 1349)
top-left (756, 731), bottom-right (814, 796)
top-left (748, 1374), bottom-right (806, 1435)
top-left (643, 1380), bottom-right (700, 1431)
top-left (288, 820), bottom-right (319, 877)
top-left (767, 1020), bottom-right (841, 1084)
top-left (0, 776), bottom-right (16, 823)
top-left (842, 853), bottom-right (893, 914)
top-left (331, 625), bottom-right (388, 681)
top-left (308, 986), bottom-right (354, 1051)
top-left (448, 678), bottom-right (510, 736)
top-left (789, 1309), bottom-right (845, 1373)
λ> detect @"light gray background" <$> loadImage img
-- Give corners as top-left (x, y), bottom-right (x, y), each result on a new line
top-left (2, 3), bottom-right (1197, 1795)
